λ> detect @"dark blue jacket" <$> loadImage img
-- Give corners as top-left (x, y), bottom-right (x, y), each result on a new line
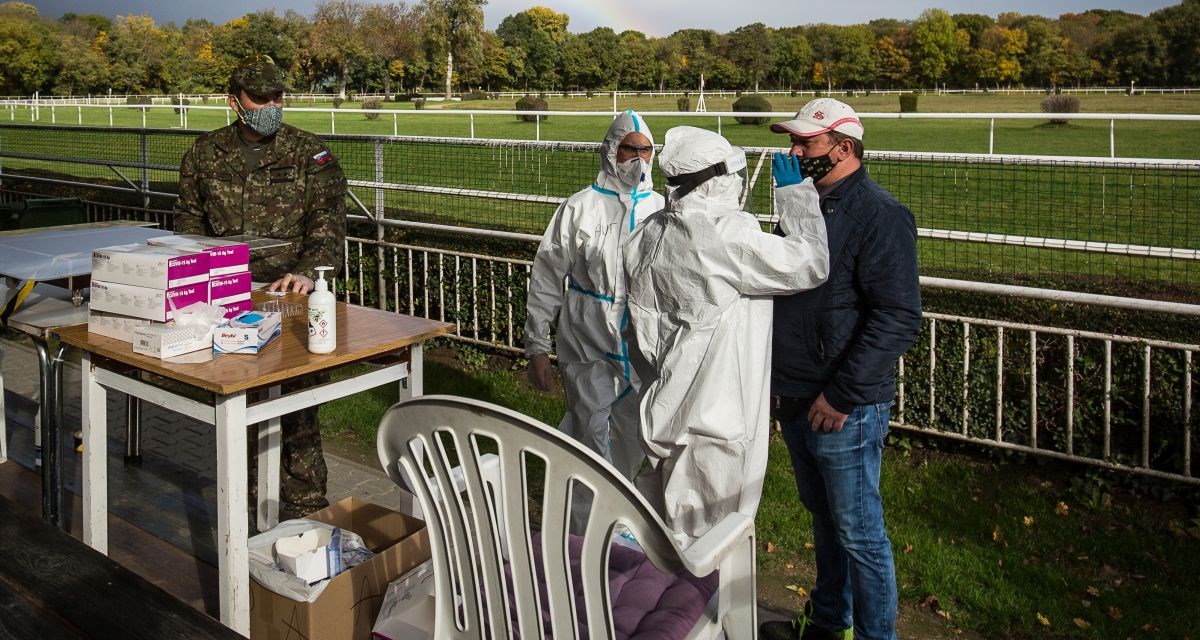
top-left (771, 166), bottom-right (922, 414)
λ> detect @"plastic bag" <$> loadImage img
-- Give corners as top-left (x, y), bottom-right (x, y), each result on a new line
top-left (248, 519), bottom-right (374, 603)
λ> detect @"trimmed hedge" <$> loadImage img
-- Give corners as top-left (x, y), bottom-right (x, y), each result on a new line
top-left (732, 94), bottom-right (772, 125)
top-left (515, 94), bottom-right (548, 122)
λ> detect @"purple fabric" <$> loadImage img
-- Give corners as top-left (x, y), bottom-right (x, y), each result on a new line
top-left (500, 532), bottom-right (719, 640)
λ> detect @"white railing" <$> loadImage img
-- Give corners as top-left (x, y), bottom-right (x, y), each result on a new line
top-left (337, 234), bottom-right (1199, 486)
top-left (4, 100), bottom-right (1200, 158)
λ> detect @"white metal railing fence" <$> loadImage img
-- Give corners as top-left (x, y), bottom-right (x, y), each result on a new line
top-left (337, 234), bottom-right (1199, 486)
top-left (1, 136), bottom-right (1196, 483)
top-left (3, 101), bottom-right (1200, 158)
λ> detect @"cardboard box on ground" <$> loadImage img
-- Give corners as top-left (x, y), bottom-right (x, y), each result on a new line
top-left (250, 497), bottom-right (430, 640)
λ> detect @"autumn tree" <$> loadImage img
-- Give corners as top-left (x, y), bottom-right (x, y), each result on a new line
top-left (420, 0), bottom-right (486, 99)
top-left (310, 0), bottom-right (367, 98)
top-left (359, 2), bottom-right (423, 98)
top-left (0, 2), bottom-right (59, 94)
top-left (911, 8), bottom-right (964, 87)
top-left (726, 23), bottom-right (777, 92)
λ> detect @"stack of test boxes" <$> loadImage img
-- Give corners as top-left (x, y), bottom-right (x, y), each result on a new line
top-left (148, 234), bottom-right (253, 318)
top-left (87, 235), bottom-right (252, 354)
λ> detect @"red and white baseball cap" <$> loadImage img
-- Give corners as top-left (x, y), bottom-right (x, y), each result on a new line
top-left (770, 98), bottom-right (864, 140)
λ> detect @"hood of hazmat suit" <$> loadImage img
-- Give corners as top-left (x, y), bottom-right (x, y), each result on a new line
top-left (523, 110), bottom-right (666, 483)
top-left (622, 125), bottom-right (830, 546)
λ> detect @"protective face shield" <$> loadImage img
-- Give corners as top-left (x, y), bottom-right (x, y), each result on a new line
top-left (235, 96), bottom-right (284, 137)
top-left (664, 146), bottom-right (747, 200)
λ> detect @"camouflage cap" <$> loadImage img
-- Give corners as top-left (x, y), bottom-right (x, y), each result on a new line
top-left (228, 54), bottom-right (287, 95)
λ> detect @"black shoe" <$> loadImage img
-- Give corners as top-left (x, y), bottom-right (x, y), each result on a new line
top-left (759, 602), bottom-right (851, 640)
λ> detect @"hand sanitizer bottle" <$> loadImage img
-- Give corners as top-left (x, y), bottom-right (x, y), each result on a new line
top-left (307, 266), bottom-right (336, 354)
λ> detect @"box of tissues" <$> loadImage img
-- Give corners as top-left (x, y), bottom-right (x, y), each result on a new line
top-left (275, 527), bottom-right (342, 585)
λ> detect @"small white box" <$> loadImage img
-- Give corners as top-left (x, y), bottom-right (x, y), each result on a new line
top-left (87, 309), bottom-right (152, 343)
top-left (92, 244), bottom-right (209, 289)
top-left (213, 310), bottom-right (282, 354)
top-left (275, 528), bottom-right (339, 585)
top-left (132, 323), bottom-right (214, 359)
top-left (372, 560), bottom-right (436, 640)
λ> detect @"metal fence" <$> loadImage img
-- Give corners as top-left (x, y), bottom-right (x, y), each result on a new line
top-left (4, 101), bottom-right (1200, 158)
top-left (1, 123), bottom-right (1197, 484)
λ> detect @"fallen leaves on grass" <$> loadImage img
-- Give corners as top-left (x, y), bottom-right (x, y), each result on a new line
top-left (1108, 606), bottom-right (1123, 621)
top-left (1073, 618), bottom-right (1091, 629)
top-left (766, 541), bottom-right (777, 554)
top-left (1023, 515), bottom-right (1034, 526)
top-left (1037, 612), bottom-right (1051, 626)
top-left (992, 525), bottom-right (1002, 542)
top-left (785, 585), bottom-right (809, 598)
top-left (1086, 586), bottom-right (1100, 597)
top-left (1055, 501), bottom-right (1070, 516)
top-left (903, 543), bottom-right (913, 554)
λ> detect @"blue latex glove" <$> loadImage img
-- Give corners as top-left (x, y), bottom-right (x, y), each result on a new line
top-left (772, 152), bottom-right (805, 188)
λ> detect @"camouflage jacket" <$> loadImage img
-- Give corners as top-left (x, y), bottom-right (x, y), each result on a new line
top-left (174, 122), bottom-right (347, 282)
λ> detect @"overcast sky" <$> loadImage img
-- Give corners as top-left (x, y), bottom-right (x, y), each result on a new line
top-left (27, 0), bottom-right (1179, 36)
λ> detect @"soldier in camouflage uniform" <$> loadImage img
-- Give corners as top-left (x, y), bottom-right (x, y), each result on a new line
top-left (175, 54), bottom-right (347, 519)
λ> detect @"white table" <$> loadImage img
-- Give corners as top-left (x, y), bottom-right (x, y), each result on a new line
top-left (56, 295), bottom-right (452, 636)
top-left (0, 222), bottom-right (167, 526)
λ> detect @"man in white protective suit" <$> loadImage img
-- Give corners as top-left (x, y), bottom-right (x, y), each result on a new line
top-left (524, 110), bottom-right (666, 500)
top-left (623, 125), bottom-right (830, 547)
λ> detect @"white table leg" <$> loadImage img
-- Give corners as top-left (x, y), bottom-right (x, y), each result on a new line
top-left (257, 385), bottom-right (281, 532)
top-left (81, 352), bottom-right (108, 553)
top-left (400, 343), bottom-right (424, 399)
top-left (215, 392), bottom-right (250, 637)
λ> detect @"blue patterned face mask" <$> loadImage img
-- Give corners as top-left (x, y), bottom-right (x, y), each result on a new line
top-left (235, 98), bottom-right (283, 137)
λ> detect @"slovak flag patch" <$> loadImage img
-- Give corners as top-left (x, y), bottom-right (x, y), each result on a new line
top-left (313, 150), bottom-right (333, 165)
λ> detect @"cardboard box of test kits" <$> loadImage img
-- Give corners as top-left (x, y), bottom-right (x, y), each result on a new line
top-left (91, 243), bottom-right (209, 289)
top-left (148, 234), bottom-right (249, 277)
top-left (213, 310), bottom-right (282, 353)
top-left (249, 497), bottom-right (430, 640)
top-left (208, 271), bottom-right (253, 307)
top-left (87, 309), bottom-right (152, 343)
top-left (89, 280), bottom-right (209, 322)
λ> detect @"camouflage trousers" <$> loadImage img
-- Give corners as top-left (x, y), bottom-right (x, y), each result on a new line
top-left (247, 373), bottom-right (330, 521)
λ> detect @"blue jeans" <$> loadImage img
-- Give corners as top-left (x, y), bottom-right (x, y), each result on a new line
top-left (781, 401), bottom-right (898, 640)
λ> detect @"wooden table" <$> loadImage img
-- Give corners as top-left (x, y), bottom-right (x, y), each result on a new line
top-left (0, 494), bottom-right (244, 639)
top-left (54, 293), bottom-right (452, 636)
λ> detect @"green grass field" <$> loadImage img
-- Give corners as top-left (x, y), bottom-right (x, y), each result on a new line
top-left (8, 91), bottom-right (1200, 158)
top-left (3, 91), bottom-right (1198, 299)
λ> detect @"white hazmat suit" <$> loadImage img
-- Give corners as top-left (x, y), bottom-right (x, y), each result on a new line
top-left (524, 111), bottom-right (666, 484)
top-left (623, 126), bottom-right (830, 546)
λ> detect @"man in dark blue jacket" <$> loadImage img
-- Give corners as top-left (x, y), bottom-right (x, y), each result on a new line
top-left (760, 99), bottom-right (922, 640)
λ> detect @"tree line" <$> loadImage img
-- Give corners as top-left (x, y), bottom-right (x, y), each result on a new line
top-left (0, 0), bottom-right (1197, 98)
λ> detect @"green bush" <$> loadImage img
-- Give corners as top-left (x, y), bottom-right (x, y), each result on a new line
top-left (676, 96), bottom-right (691, 112)
top-left (899, 93), bottom-right (918, 113)
top-left (332, 97), bottom-right (345, 109)
top-left (1041, 94), bottom-right (1080, 125)
top-left (515, 94), bottom-right (548, 122)
top-left (362, 97), bottom-right (383, 119)
top-left (125, 95), bottom-right (152, 105)
top-left (413, 98), bottom-right (426, 110)
top-left (171, 96), bottom-right (191, 114)
top-left (462, 90), bottom-right (491, 101)
top-left (732, 94), bottom-right (772, 125)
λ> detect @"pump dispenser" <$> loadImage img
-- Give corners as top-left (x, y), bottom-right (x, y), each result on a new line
top-left (307, 266), bottom-right (336, 353)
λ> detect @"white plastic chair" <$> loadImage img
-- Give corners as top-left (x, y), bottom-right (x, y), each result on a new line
top-left (377, 395), bottom-right (757, 640)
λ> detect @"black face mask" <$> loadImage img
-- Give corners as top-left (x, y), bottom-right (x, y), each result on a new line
top-left (799, 148), bottom-right (837, 182)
